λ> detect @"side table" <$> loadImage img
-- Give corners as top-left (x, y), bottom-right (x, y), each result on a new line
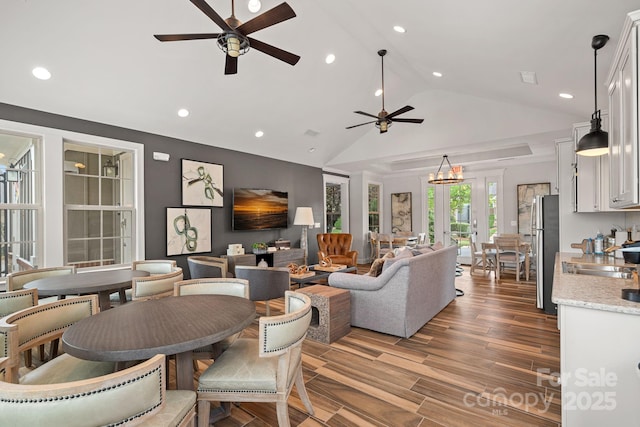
top-left (296, 285), bottom-right (351, 344)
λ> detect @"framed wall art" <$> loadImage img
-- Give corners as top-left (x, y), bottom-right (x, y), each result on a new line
top-left (181, 159), bottom-right (224, 207)
top-left (391, 192), bottom-right (412, 233)
top-left (166, 207), bottom-right (212, 256)
top-left (517, 182), bottom-right (550, 235)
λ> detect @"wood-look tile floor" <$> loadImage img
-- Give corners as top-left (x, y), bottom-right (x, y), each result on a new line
top-left (173, 265), bottom-right (561, 427)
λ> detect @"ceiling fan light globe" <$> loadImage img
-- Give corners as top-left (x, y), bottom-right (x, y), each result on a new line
top-left (227, 36), bottom-right (241, 57)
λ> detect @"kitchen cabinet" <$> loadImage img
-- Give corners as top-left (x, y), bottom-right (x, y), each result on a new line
top-left (607, 10), bottom-right (640, 208)
top-left (559, 304), bottom-right (640, 426)
top-left (574, 120), bottom-right (613, 212)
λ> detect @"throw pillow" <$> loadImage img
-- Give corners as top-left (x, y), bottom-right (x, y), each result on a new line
top-left (366, 251), bottom-right (395, 277)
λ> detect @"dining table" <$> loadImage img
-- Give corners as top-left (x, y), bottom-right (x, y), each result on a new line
top-left (23, 269), bottom-right (150, 311)
top-left (62, 294), bottom-right (256, 391)
top-left (482, 240), bottom-right (532, 281)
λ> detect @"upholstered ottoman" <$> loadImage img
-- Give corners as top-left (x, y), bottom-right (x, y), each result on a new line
top-left (296, 285), bottom-right (350, 344)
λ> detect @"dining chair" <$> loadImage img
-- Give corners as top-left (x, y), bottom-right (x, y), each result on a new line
top-left (416, 232), bottom-right (428, 246)
top-left (234, 265), bottom-right (290, 316)
top-left (131, 267), bottom-right (184, 301)
top-left (196, 291), bottom-right (314, 427)
top-left (174, 278), bottom-right (251, 361)
top-left (0, 288), bottom-right (39, 368)
top-left (493, 237), bottom-right (527, 282)
top-left (469, 235), bottom-right (485, 275)
top-left (187, 255), bottom-right (229, 279)
top-left (393, 231), bottom-right (417, 248)
top-left (6, 265), bottom-right (76, 292)
top-left (132, 259), bottom-right (177, 275)
top-left (0, 294), bottom-right (115, 384)
top-left (0, 353), bottom-right (196, 427)
top-left (376, 233), bottom-right (394, 258)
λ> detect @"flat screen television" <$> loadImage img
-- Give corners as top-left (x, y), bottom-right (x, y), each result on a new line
top-left (232, 188), bottom-right (289, 231)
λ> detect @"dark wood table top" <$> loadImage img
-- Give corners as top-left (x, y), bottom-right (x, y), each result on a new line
top-left (24, 269), bottom-right (149, 295)
top-left (62, 294), bottom-right (256, 362)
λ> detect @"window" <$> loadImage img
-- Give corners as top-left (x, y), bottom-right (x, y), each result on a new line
top-left (487, 180), bottom-right (498, 239)
top-left (368, 183), bottom-right (380, 232)
top-left (64, 142), bottom-right (135, 268)
top-left (323, 174), bottom-right (349, 233)
top-left (0, 133), bottom-right (41, 275)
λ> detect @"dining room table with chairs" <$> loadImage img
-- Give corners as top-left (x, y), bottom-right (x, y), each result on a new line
top-left (480, 234), bottom-right (532, 281)
top-left (61, 294), bottom-right (256, 391)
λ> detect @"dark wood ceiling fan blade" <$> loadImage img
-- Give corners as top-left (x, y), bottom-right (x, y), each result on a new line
top-left (154, 33), bottom-right (220, 42)
top-left (237, 2), bottom-right (296, 36)
top-left (386, 105), bottom-right (414, 119)
top-left (354, 111), bottom-right (380, 119)
top-left (190, 0), bottom-right (232, 31)
top-left (247, 37), bottom-right (300, 65)
top-left (346, 120), bottom-right (377, 129)
top-left (225, 55), bottom-right (238, 75)
top-left (392, 118), bottom-right (424, 124)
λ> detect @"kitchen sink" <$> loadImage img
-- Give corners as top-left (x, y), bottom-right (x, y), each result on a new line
top-left (561, 261), bottom-right (636, 279)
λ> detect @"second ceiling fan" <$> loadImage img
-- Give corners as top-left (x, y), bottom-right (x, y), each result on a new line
top-left (347, 49), bottom-right (423, 133)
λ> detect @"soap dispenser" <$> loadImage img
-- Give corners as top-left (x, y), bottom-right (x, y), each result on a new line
top-left (594, 231), bottom-right (604, 255)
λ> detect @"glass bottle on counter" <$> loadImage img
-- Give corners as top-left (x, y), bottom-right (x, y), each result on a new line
top-left (594, 231), bottom-right (604, 255)
top-left (585, 238), bottom-right (593, 255)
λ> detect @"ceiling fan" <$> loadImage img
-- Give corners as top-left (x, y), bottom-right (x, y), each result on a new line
top-left (153, 0), bottom-right (300, 75)
top-left (346, 49), bottom-right (424, 133)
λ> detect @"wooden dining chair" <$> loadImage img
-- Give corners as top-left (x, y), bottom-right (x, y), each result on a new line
top-left (469, 235), bottom-right (485, 275)
top-left (376, 233), bottom-right (394, 258)
top-left (493, 237), bottom-right (527, 282)
top-left (196, 291), bottom-right (314, 427)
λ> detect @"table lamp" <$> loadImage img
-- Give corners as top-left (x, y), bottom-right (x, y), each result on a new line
top-left (293, 207), bottom-right (314, 264)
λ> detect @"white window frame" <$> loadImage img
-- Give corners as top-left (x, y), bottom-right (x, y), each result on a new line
top-left (0, 119), bottom-right (145, 269)
top-left (322, 174), bottom-right (349, 233)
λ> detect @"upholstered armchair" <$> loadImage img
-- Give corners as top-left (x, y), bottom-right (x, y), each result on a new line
top-left (0, 354), bottom-right (196, 426)
top-left (316, 233), bottom-right (358, 267)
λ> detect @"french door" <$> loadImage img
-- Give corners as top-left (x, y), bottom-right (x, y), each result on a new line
top-left (424, 174), bottom-right (502, 265)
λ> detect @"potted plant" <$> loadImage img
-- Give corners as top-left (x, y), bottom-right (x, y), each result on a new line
top-left (252, 242), bottom-right (268, 254)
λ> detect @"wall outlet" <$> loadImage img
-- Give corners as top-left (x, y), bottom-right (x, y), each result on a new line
top-left (314, 222), bottom-right (320, 229)
top-left (510, 220), bottom-right (518, 227)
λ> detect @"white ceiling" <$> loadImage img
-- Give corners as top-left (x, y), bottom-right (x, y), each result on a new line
top-left (1, 0), bottom-right (638, 175)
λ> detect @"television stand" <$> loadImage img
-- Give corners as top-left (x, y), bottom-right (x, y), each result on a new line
top-left (224, 248), bottom-right (304, 276)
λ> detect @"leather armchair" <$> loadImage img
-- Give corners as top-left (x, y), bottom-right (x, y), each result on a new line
top-left (316, 233), bottom-right (358, 267)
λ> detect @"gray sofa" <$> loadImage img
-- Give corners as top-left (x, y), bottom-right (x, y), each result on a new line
top-left (328, 245), bottom-right (458, 338)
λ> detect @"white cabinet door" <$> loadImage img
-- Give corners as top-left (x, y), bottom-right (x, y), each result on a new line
top-left (560, 305), bottom-right (640, 426)
top-left (608, 16), bottom-right (639, 208)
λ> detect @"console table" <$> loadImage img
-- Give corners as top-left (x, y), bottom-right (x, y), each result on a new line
top-left (224, 248), bottom-right (304, 275)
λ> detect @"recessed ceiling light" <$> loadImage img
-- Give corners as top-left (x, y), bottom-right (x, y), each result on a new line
top-left (519, 71), bottom-right (538, 85)
top-left (393, 26), bottom-right (406, 33)
top-left (248, 0), bottom-right (261, 13)
top-left (559, 93), bottom-right (574, 99)
top-left (177, 108), bottom-right (189, 117)
top-left (255, 130), bottom-right (264, 138)
top-left (32, 67), bottom-right (51, 80)
top-left (432, 71), bottom-right (443, 77)
top-left (375, 88), bottom-right (383, 97)
top-left (325, 54), bottom-right (336, 64)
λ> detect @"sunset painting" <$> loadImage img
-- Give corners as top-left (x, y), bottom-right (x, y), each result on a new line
top-left (232, 188), bottom-right (288, 230)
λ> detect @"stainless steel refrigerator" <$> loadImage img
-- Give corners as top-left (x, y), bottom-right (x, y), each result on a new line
top-left (531, 194), bottom-right (559, 315)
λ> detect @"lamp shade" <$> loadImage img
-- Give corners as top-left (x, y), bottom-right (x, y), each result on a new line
top-left (576, 126), bottom-right (609, 156)
top-left (293, 207), bottom-right (314, 226)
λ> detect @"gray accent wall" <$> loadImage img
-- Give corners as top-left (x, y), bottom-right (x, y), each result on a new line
top-left (0, 103), bottom-right (324, 274)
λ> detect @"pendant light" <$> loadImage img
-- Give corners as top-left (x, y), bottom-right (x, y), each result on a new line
top-left (576, 34), bottom-right (609, 157)
top-left (428, 155), bottom-right (464, 184)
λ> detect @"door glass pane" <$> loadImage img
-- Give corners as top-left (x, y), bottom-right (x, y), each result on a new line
top-left (368, 183), bottom-right (380, 232)
top-left (449, 183), bottom-right (472, 254)
top-left (426, 186), bottom-right (435, 244)
top-left (487, 180), bottom-right (498, 239)
top-left (325, 183), bottom-right (342, 233)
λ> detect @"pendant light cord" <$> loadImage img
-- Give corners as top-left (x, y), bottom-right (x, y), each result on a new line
top-left (593, 47), bottom-right (598, 116)
top-left (381, 53), bottom-right (385, 112)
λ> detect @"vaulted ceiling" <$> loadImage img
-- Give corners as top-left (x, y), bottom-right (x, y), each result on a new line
top-left (1, 0), bottom-right (638, 175)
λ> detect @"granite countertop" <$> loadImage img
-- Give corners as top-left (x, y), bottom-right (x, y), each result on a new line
top-left (552, 252), bottom-right (640, 315)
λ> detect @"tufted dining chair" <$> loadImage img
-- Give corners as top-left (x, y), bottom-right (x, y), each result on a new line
top-left (0, 354), bottom-right (196, 427)
top-left (0, 294), bottom-right (115, 384)
top-left (234, 266), bottom-right (290, 316)
top-left (196, 291), bottom-right (314, 427)
top-left (131, 267), bottom-right (184, 301)
top-left (187, 255), bottom-right (229, 279)
top-left (132, 259), bottom-right (178, 275)
top-left (316, 233), bottom-right (358, 267)
top-left (174, 278), bottom-right (251, 361)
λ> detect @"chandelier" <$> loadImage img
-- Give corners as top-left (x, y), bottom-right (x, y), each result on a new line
top-left (428, 155), bottom-right (464, 184)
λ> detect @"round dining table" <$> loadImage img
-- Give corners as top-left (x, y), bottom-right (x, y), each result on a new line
top-left (62, 294), bottom-right (256, 390)
top-left (23, 269), bottom-right (150, 311)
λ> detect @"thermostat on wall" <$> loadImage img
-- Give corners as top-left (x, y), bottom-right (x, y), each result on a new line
top-left (153, 152), bottom-right (170, 162)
